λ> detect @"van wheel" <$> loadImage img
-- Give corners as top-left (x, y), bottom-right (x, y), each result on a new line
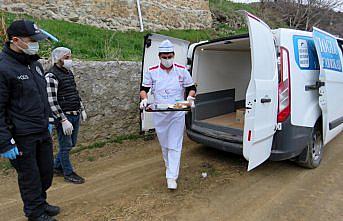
top-left (297, 126), bottom-right (323, 169)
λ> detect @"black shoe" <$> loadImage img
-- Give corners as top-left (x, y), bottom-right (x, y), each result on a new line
top-left (28, 213), bottom-right (57, 221)
top-left (45, 204), bottom-right (60, 217)
top-left (53, 168), bottom-right (63, 177)
top-left (64, 172), bottom-right (85, 184)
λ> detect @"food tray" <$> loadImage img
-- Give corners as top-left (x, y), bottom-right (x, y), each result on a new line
top-left (145, 107), bottom-right (191, 112)
top-left (145, 106), bottom-right (191, 112)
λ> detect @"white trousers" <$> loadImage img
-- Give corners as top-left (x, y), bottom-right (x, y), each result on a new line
top-left (153, 112), bottom-right (185, 180)
top-left (161, 146), bottom-right (182, 180)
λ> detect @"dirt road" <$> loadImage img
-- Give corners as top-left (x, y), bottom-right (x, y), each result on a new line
top-left (0, 133), bottom-right (342, 221)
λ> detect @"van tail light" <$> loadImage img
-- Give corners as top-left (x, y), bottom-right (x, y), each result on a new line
top-left (277, 47), bottom-right (291, 123)
top-left (248, 130), bottom-right (252, 142)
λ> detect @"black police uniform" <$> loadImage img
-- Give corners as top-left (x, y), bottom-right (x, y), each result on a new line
top-left (0, 43), bottom-right (53, 218)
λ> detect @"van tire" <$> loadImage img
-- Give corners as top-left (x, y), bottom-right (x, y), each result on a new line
top-left (297, 126), bottom-right (323, 169)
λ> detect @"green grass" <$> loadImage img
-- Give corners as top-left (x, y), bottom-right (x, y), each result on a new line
top-left (38, 19), bottom-right (221, 61)
top-left (0, 134), bottom-right (142, 173)
top-left (209, 0), bottom-right (258, 14)
top-left (0, 1), bottom-right (267, 61)
top-left (209, 0), bottom-right (287, 32)
top-left (208, 0), bottom-right (258, 36)
top-left (0, 11), bottom-right (227, 61)
top-left (0, 1), bottom-right (256, 62)
top-left (0, 160), bottom-right (12, 171)
top-left (71, 134), bottom-right (143, 154)
top-left (87, 156), bottom-right (95, 162)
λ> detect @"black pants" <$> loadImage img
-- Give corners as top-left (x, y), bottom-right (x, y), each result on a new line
top-left (10, 131), bottom-right (53, 218)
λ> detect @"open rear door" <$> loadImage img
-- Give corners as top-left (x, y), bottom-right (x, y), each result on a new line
top-left (313, 28), bottom-right (343, 145)
top-left (242, 12), bottom-right (278, 171)
top-left (140, 34), bottom-right (190, 132)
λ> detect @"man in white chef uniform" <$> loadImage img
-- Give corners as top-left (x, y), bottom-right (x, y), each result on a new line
top-left (140, 40), bottom-right (196, 190)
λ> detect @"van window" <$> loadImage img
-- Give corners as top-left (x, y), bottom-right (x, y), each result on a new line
top-left (277, 50), bottom-right (282, 83)
top-left (293, 36), bottom-right (320, 71)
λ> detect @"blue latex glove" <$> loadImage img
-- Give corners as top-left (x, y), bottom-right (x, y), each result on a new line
top-left (0, 146), bottom-right (19, 160)
top-left (48, 124), bottom-right (53, 134)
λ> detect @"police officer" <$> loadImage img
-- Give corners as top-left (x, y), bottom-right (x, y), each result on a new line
top-left (0, 20), bottom-right (60, 221)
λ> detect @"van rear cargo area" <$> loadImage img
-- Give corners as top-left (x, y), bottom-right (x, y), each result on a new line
top-left (191, 35), bottom-right (251, 139)
top-left (203, 113), bottom-right (244, 129)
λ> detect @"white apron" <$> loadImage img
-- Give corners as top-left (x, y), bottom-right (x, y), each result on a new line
top-left (152, 66), bottom-right (186, 151)
top-left (144, 63), bottom-right (194, 180)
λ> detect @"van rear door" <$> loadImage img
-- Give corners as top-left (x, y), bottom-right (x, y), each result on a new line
top-left (313, 28), bottom-right (343, 145)
top-left (242, 12), bottom-right (278, 171)
top-left (140, 34), bottom-right (190, 132)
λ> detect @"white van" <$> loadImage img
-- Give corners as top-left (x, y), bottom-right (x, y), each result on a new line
top-left (140, 11), bottom-right (343, 171)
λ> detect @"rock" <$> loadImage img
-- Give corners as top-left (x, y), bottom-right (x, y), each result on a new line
top-left (6, 3), bottom-right (28, 12)
top-left (40, 59), bottom-right (142, 142)
top-left (0, 0), bottom-right (212, 31)
top-left (69, 14), bottom-right (80, 22)
top-left (45, 10), bottom-right (60, 20)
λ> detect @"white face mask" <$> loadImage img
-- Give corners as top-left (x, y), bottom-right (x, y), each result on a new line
top-left (161, 58), bottom-right (174, 68)
top-left (16, 39), bottom-right (39, 55)
top-left (63, 59), bottom-right (73, 69)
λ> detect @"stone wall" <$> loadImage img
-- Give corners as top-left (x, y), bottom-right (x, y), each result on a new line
top-left (0, 0), bottom-right (213, 31)
top-left (43, 60), bottom-right (142, 142)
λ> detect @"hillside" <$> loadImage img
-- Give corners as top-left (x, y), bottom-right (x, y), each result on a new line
top-left (210, 0), bottom-right (343, 37)
top-left (256, 2), bottom-right (343, 37)
top-left (1, 1), bottom-right (343, 61)
top-left (0, 11), bottom-right (224, 61)
top-left (0, 1), bottom-right (254, 61)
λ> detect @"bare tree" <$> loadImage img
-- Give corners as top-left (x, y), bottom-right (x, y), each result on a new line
top-left (266, 0), bottom-right (343, 30)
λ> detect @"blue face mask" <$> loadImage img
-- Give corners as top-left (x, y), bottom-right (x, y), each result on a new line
top-left (16, 38), bottom-right (40, 55)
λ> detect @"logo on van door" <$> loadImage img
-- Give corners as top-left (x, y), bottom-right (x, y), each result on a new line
top-left (293, 36), bottom-right (319, 71)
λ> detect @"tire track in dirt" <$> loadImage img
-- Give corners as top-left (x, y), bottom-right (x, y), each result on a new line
top-left (1, 135), bottom-right (342, 221)
top-left (174, 134), bottom-right (343, 221)
top-left (0, 154), bottom-right (164, 221)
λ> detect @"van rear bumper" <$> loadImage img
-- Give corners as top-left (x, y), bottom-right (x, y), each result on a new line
top-left (186, 129), bottom-right (243, 155)
top-left (186, 114), bottom-right (312, 161)
top-left (270, 118), bottom-right (312, 161)
top-left (186, 117), bottom-right (312, 161)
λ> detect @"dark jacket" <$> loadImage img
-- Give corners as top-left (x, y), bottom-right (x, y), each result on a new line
top-left (0, 43), bottom-right (50, 153)
top-left (46, 65), bottom-right (81, 112)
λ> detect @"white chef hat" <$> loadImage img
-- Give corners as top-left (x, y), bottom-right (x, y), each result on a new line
top-left (159, 40), bottom-right (174, 53)
top-left (51, 47), bottom-right (71, 65)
